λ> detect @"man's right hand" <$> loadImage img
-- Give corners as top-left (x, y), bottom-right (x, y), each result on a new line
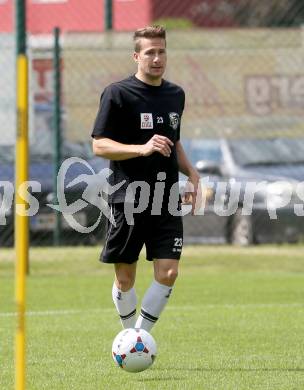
top-left (139, 134), bottom-right (174, 157)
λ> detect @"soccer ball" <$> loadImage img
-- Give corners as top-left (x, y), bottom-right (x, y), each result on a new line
top-left (112, 328), bottom-right (157, 373)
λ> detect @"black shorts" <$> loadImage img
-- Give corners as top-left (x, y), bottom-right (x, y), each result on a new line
top-left (101, 203), bottom-right (183, 264)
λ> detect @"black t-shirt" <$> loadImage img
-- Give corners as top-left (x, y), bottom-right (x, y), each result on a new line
top-left (92, 75), bottom-right (185, 204)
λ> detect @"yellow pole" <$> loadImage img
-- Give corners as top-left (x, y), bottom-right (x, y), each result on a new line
top-left (15, 54), bottom-right (29, 390)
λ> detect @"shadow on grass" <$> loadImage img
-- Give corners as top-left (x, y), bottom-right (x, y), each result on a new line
top-left (115, 366), bottom-right (304, 384)
top-left (158, 367), bottom-right (304, 372)
top-left (137, 377), bottom-right (184, 382)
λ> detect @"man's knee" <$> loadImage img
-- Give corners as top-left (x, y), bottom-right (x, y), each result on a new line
top-left (161, 268), bottom-right (178, 286)
top-left (155, 264), bottom-right (178, 286)
top-left (114, 264), bottom-right (136, 291)
top-left (115, 276), bottom-right (135, 291)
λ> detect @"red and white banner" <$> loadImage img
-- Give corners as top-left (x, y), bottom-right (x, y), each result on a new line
top-left (0, 0), bottom-right (153, 33)
top-left (0, 0), bottom-right (104, 33)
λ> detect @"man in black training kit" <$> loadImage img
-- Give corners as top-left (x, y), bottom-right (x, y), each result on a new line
top-left (92, 26), bottom-right (200, 332)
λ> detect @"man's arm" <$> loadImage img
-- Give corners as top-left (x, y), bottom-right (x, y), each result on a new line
top-left (176, 140), bottom-right (201, 215)
top-left (92, 135), bottom-right (173, 161)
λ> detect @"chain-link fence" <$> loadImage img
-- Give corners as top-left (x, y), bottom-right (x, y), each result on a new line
top-left (1, 0), bottom-right (304, 247)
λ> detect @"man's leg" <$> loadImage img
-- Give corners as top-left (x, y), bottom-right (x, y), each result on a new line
top-left (112, 262), bottom-right (138, 329)
top-left (135, 259), bottom-right (179, 332)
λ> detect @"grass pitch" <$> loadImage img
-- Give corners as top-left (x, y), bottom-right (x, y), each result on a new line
top-left (1, 245), bottom-right (304, 389)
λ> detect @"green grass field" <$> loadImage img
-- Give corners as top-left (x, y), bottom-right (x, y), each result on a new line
top-left (1, 245), bottom-right (304, 390)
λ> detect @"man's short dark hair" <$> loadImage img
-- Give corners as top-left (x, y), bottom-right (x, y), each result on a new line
top-left (133, 26), bottom-right (166, 52)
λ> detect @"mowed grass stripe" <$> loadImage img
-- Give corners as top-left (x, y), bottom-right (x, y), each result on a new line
top-left (1, 302), bottom-right (304, 317)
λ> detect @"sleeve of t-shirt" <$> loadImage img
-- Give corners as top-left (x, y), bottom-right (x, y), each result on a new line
top-left (91, 85), bottom-right (121, 140)
top-left (176, 88), bottom-right (185, 142)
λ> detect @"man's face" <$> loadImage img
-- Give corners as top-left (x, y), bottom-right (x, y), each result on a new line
top-left (133, 38), bottom-right (167, 83)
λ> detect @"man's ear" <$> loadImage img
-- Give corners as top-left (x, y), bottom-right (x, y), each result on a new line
top-left (133, 52), bottom-right (139, 63)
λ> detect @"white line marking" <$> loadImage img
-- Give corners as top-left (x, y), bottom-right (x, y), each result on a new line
top-left (0, 308), bottom-right (112, 318)
top-left (1, 303), bottom-right (303, 318)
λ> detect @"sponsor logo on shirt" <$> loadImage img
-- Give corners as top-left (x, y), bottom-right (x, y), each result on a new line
top-left (168, 112), bottom-right (180, 130)
top-left (141, 113), bottom-right (153, 129)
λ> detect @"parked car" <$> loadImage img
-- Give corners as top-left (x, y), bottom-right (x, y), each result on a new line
top-left (0, 141), bottom-right (107, 247)
top-left (180, 137), bottom-right (304, 245)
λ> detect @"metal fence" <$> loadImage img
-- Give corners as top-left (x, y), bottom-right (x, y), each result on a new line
top-left (1, 0), bottom-right (304, 247)
top-left (61, 29), bottom-right (304, 141)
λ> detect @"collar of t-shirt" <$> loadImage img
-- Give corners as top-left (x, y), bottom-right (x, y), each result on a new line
top-left (131, 74), bottom-right (165, 90)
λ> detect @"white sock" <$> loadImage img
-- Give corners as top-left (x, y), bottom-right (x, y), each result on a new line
top-left (112, 283), bottom-right (137, 329)
top-left (135, 280), bottom-right (173, 332)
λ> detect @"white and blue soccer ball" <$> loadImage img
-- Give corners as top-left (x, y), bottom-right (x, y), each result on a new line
top-left (112, 328), bottom-right (157, 373)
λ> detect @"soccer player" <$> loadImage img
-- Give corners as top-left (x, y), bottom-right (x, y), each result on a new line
top-left (92, 26), bottom-right (200, 332)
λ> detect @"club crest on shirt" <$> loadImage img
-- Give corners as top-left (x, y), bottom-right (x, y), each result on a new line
top-left (140, 113), bottom-right (153, 129)
top-left (168, 112), bottom-right (180, 130)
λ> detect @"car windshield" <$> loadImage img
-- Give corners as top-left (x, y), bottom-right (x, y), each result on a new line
top-left (182, 139), bottom-right (222, 165)
top-left (0, 146), bottom-right (14, 163)
top-left (0, 142), bottom-right (92, 163)
top-left (30, 137), bottom-right (92, 161)
top-left (228, 138), bottom-right (304, 167)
